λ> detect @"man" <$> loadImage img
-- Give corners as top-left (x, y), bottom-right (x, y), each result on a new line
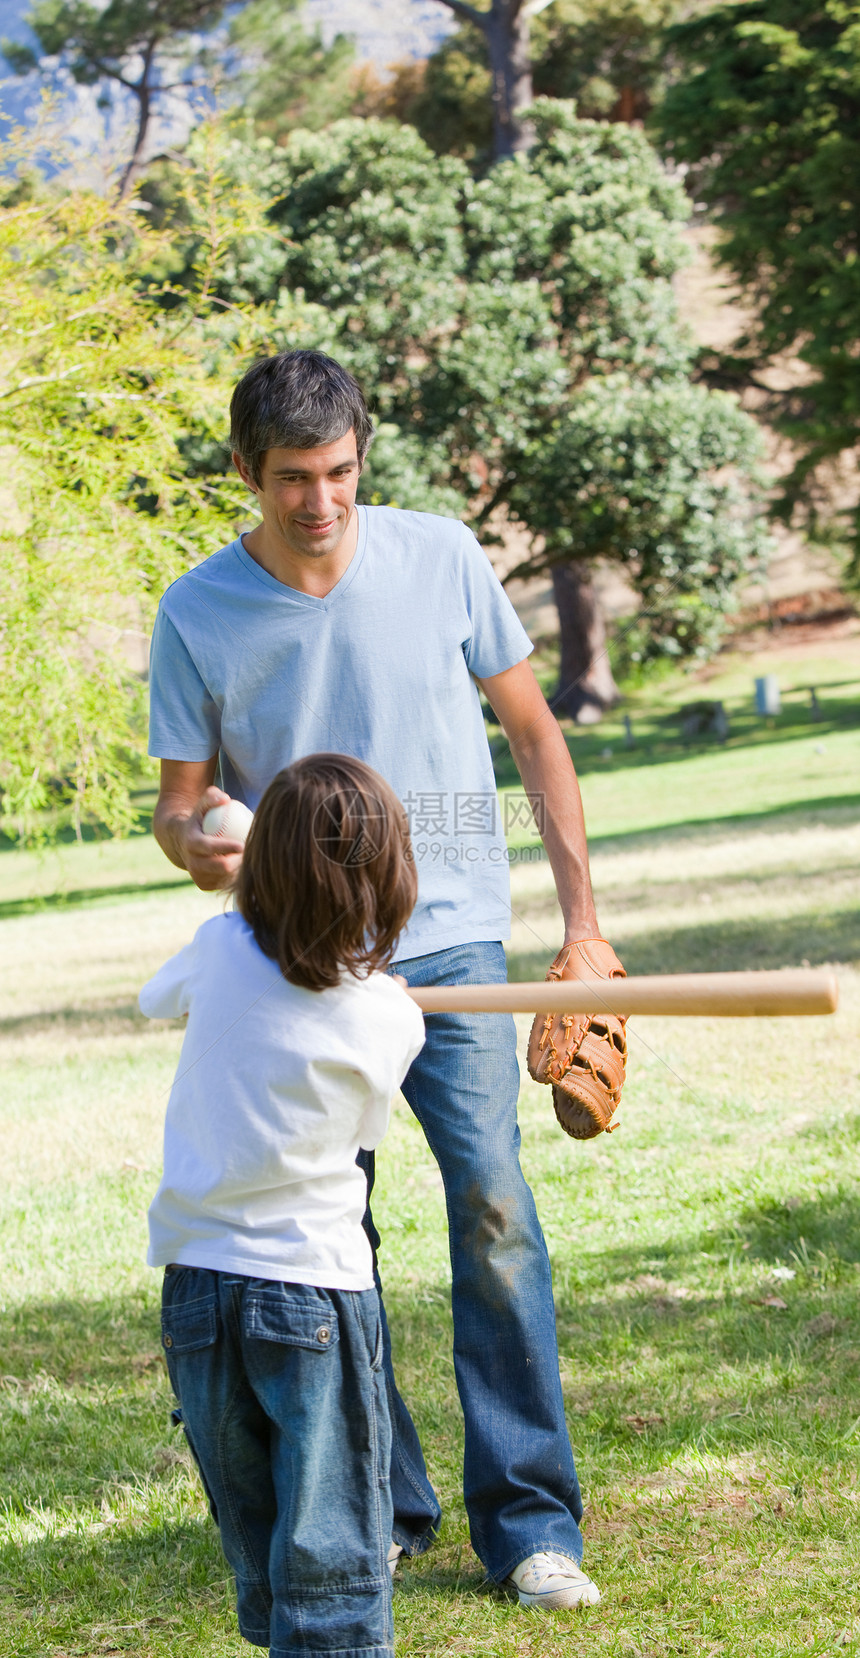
top-left (150, 349), bottom-right (614, 1610)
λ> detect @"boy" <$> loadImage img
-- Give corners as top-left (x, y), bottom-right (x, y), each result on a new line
top-left (141, 754), bottom-right (425, 1658)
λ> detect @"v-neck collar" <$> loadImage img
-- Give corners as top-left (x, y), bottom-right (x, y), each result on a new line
top-left (233, 507), bottom-right (369, 611)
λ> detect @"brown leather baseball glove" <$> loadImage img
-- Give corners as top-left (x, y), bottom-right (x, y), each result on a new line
top-left (527, 939), bottom-right (627, 1140)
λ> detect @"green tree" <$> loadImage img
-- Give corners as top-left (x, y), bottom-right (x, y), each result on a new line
top-left (2, 0), bottom-right (226, 194)
top-left (656, 0), bottom-right (860, 570)
top-left (534, 0), bottom-right (679, 118)
top-left (168, 107), bottom-right (767, 719)
top-left (0, 117), bottom-right (318, 842)
top-left (377, 1), bottom-right (680, 168)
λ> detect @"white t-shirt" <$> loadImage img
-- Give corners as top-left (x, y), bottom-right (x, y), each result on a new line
top-left (140, 911), bottom-right (426, 1290)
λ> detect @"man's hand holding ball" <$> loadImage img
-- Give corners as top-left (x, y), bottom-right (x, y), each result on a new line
top-left (176, 787), bottom-right (253, 890)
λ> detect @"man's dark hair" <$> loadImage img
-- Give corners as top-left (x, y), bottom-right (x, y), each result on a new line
top-left (230, 350), bottom-right (374, 483)
top-left (236, 754), bottom-right (417, 992)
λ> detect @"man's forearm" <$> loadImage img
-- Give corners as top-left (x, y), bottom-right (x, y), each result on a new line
top-left (153, 795), bottom-right (196, 872)
top-left (509, 725), bottom-right (600, 941)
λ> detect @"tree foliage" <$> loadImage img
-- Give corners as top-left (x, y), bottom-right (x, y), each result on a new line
top-left (376, 0), bottom-right (681, 168)
top-left (506, 374), bottom-right (763, 660)
top-left (2, 0), bottom-right (227, 193)
top-left (0, 116), bottom-right (318, 842)
top-left (656, 0), bottom-right (860, 569)
top-left (161, 106), bottom-right (767, 680)
top-left (535, 0), bottom-right (679, 118)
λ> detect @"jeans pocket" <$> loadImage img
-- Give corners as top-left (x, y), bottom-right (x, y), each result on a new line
top-left (161, 1294), bottom-right (219, 1357)
top-left (161, 1285), bottom-right (221, 1417)
top-left (242, 1287), bottom-right (340, 1352)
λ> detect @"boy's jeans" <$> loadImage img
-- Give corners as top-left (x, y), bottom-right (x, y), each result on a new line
top-left (365, 939), bottom-right (585, 1584)
top-left (161, 1269), bottom-right (393, 1658)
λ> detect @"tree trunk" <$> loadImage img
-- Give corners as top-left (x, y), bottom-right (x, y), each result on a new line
top-left (615, 84), bottom-right (637, 123)
top-left (436, 0), bottom-right (534, 160)
top-left (550, 562), bottom-right (621, 724)
top-left (118, 42), bottom-right (156, 198)
top-left (483, 0), bottom-right (533, 159)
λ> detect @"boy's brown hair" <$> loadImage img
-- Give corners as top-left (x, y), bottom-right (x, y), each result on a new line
top-left (236, 754), bottom-right (417, 991)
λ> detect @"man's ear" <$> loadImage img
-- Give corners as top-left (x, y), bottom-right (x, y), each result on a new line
top-left (232, 450), bottom-right (259, 492)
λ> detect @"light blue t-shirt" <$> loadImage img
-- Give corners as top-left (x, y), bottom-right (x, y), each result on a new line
top-left (148, 506), bottom-right (532, 958)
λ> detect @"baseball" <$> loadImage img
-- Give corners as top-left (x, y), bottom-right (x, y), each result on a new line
top-left (202, 799), bottom-right (254, 845)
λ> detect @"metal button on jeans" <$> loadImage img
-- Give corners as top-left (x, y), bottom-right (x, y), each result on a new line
top-left (315, 1326), bottom-right (331, 1345)
top-left (164, 1334), bottom-right (174, 1348)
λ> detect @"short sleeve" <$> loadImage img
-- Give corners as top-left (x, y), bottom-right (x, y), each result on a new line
top-left (139, 938), bottom-right (199, 1020)
top-left (356, 985), bottom-right (426, 1152)
top-left (148, 604), bottom-right (221, 760)
top-left (458, 525), bottom-right (533, 680)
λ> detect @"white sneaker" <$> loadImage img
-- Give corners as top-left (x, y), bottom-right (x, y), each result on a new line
top-left (506, 1551), bottom-right (601, 1609)
top-left (387, 1541), bottom-right (404, 1578)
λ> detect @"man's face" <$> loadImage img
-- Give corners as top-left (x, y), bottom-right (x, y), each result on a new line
top-left (234, 431), bottom-right (361, 560)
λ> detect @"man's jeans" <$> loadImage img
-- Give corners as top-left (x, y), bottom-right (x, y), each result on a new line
top-left (161, 1269), bottom-right (393, 1658)
top-left (363, 940), bottom-right (584, 1584)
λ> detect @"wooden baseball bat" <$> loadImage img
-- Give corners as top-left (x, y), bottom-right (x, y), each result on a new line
top-left (407, 969), bottom-right (838, 1018)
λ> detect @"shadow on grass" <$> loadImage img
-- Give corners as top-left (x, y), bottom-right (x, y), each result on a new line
top-left (379, 1188), bottom-right (860, 1460)
top-left (0, 1291), bottom-right (161, 1390)
top-left (585, 793), bottom-right (860, 854)
top-left (507, 796), bottom-right (860, 865)
top-left (0, 1524), bottom-right (498, 1652)
top-left (394, 1559), bottom-right (490, 1599)
top-left (0, 811), bottom-right (156, 856)
top-left (492, 704), bottom-right (860, 789)
top-left (0, 1517), bottom-right (229, 1644)
top-left (0, 1521), bottom-right (487, 1651)
top-left (544, 1187), bottom-right (860, 1452)
top-left (507, 905), bottom-right (860, 981)
top-left (550, 1186), bottom-right (860, 1290)
top-left (0, 876), bottom-right (189, 921)
top-left (0, 1294), bottom-right (171, 1512)
top-left (384, 1187), bottom-right (860, 1478)
top-left (725, 1186), bottom-right (860, 1264)
top-left (0, 1000), bottom-right (155, 1038)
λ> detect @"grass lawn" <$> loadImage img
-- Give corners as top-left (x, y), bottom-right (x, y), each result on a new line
top-left (1, 648), bottom-right (859, 1657)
